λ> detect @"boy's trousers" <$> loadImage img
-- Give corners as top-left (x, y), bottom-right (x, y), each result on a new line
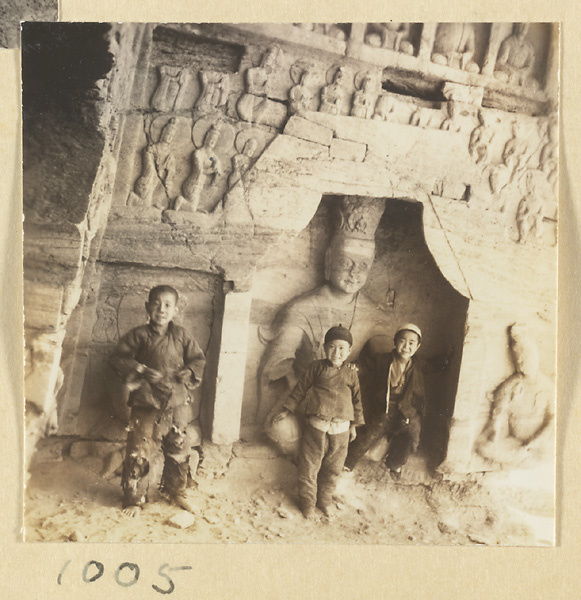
top-left (121, 404), bottom-right (193, 508)
top-left (344, 409), bottom-right (420, 472)
top-left (297, 423), bottom-right (349, 511)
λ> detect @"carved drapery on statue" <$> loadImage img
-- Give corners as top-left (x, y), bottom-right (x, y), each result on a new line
top-left (257, 196), bottom-right (389, 427)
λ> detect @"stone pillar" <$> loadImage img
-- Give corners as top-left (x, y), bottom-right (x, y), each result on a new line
top-left (441, 301), bottom-right (490, 473)
top-left (418, 23), bottom-right (437, 61)
top-left (210, 290), bottom-right (253, 445)
top-left (543, 24), bottom-right (560, 101)
top-left (346, 22), bottom-right (366, 55)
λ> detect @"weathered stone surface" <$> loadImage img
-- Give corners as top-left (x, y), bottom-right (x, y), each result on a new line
top-left (284, 115), bottom-right (334, 147)
top-left (330, 138), bottom-right (366, 162)
top-left (168, 511), bottom-right (195, 529)
top-left (22, 22), bottom-right (557, 495)
top-left (232, 442), bottom-right (279, 460)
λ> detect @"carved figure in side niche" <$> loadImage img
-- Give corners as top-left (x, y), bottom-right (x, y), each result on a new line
top-left (237, 47), bottom-right (282, 124)
top-left (289, 68), bottom-right (315, 116)
top-left (494, 23), bottom-right (538, 89)
top-left (475, 324), bottom-right (553, 468)
top-left (516, 170), bottom-right (544, 244)
top-left (128, 118), bottom-right (178, 209)
top-left (440, 101), bottom-right (462, 132)
top-left (258, 197), bottom-right (390, 431)
top-left (469, 110), bottom-right (495, 166)
top-left (174, 124), bottom-right (223, 213)
top-left (351, 73), bottom-right (378, 120)
top-left (431, 23), bottom-right (480, 73)
top-left (372, 93), bottom-right (397, 122)
top-left (319, 66), bottom-right (347, 115)
top-left (151, 66), bottom-right (189, 112)
top-left (539, 117), bottom-right (558, 191)
top-left (364, 22), bottom-right (414, 55)
top-left (93, 294), bottom-right (122, 343)
top-left (228, 137), bottom-right (258, 189)
top-left (195, 70), bottom-right (230, 113)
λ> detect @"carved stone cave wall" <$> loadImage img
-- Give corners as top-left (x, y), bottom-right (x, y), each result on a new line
top-left (23, 22), bottom-right (558, 476)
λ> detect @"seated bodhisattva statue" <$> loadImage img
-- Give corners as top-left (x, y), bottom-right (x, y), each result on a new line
top-left (493, 23), bottom-right (538, 89)
top-left (258, 196), bottom-right (390, 451)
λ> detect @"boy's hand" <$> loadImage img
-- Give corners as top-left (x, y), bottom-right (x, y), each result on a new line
top-left (142, 367), bottom-right (163, 384)
top-left (349, 424), bottom-right (357, 442)
top-left (272, 408), bottom-right (290, 423)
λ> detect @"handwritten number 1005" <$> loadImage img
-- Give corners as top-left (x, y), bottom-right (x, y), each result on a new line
top-left (58, 560), bottom-right (192, 594)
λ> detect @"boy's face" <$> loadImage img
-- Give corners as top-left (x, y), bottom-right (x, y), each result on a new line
top-left (324, 339), bottom-right (352, 367)
top-left (394, 330), bottom-right (421, 361)
top-left (146, 291), bottom-right (178, 327)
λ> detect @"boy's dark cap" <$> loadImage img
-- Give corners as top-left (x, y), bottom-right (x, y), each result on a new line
top-left (324, 324), bottom-right (353, 346)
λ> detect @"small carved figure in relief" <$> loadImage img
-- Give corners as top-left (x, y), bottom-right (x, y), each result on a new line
top-left (93, 294), bottom-right (121, 343)
top-left (539, 117), bottom-right (558, 191)
top-left (516, 170), bottom-right (544, 244)
top-left (237, 47), bottom-right (282, 124)
top-left (431, 23), bottom-right (480, 73)
top-left (351, 72), bottom-right (379, 120)
top-left (174, 124), bottom-right (223, 213)
top-left (469, 110), bottom-right (495, 166)
top-left (475, 324), bottom-right (553, 468)
top-left (228, 137), bottom-right (258, 189)
top-left (494, 23), bottom-right (538, 89)
top-left (502, 125), bottom-right (529, 176)
top-left (409, 106), bottom-right (434, 128)
top-left (372, 93), bottom-right (397, 122)
top-left (128, 118), bottom-right (178, 209)
top-left (440, 101), bottom-right (462, 132)
top-left (289, 67), bottom-right (315, 115)
top-left (195, 70), bottom-right (230, 113)
top-left (364, 23), bottom-right (414, 55)
top-left (151, 66), bottom-right (189, 112)
top-left (319, 66), bottom-right (347, 115)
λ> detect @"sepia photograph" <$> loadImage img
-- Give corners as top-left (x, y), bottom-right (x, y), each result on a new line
top-left (22, 21), bottom-right (558, 545)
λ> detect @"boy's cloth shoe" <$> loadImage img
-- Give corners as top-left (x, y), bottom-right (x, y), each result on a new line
top-left (389, 468), bottom-right (402, 482)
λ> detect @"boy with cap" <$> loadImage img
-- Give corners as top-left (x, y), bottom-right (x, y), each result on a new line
top-left (273, 325), bottom-right (364, 520)
top-left (109, 285), bottom-right (206, 517)
top-left (344, 323), bottom-right (425, 480)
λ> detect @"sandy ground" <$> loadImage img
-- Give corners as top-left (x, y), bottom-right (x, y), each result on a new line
top-left (24, 436), bottom-right (552, 546)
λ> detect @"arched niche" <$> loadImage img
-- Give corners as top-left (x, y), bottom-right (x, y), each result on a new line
top-left (244, 194), bottom-right (468, 468)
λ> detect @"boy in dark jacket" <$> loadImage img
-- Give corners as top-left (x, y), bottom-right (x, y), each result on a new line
top-left (273, 325), bottom-right (364, 520)
top-left (109, 285), bottom-right (206, 516)
top-left (344, 323), bottom-right (425, 480)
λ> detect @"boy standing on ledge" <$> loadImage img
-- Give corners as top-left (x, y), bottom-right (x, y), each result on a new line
top-left (274, 325), bottom-right (364, 520)
top-left (110, 285), bottom-right (206, 517)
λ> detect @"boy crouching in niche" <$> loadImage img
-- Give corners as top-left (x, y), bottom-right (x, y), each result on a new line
top-left (273, 325), bottom-right (364, 520)
top-left (344, 323), bottom-right (425, 480)
top-left (109, 285), bottom-right (206, 517)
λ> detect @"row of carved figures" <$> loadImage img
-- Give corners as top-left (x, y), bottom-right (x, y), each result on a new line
top-left (150, 22), bottom-right (546, 117)
top-left (127, 117), bottom-right (262, 213)
top-left (292, 22), bottom-right (544, 88)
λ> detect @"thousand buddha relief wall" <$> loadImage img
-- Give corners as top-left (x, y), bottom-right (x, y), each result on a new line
top-left (23, 21), bottom-right (558, 495)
